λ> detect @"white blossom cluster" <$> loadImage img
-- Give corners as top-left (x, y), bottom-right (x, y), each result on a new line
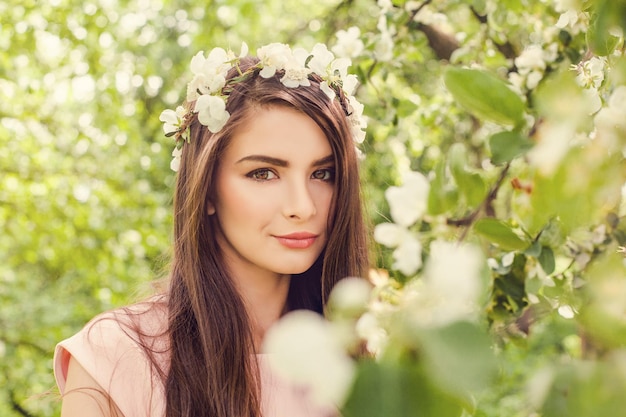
top-left (374, 170), bottom-right (430, 276)
top-left (262, 310), bottom-right (356, 409)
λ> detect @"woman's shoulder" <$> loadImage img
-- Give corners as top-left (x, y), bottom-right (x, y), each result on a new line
top-left (56, 295), bottom-right (170, 367)
top-left (54, 295), bottom-right (169, 417)
top-left (90, 295), bottom-right (169, 339)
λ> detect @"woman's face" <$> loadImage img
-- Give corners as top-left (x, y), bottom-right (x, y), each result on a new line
top-left (211, 105), bottom-right (334, 281)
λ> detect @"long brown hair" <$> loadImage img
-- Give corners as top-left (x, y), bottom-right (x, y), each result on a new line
top-left (165, 57), bottom-right (369, 417)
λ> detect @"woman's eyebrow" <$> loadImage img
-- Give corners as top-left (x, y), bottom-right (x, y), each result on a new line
top-left (236, 155), bottom-right (288, 166)
top-left (235, 154), bottom-right (334, 167)
top-left (312, 154), bottom-right (334, 167)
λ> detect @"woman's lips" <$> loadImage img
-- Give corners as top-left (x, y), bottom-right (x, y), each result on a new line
top-left (274, 232), bottom-right (319, 249)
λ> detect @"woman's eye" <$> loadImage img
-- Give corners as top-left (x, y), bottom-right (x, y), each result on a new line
top-left (248, 169), bottom-right (277, 181)
top-left (312, 168), bottom-right (334, 181)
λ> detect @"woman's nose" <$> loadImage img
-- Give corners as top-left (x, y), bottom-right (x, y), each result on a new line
top-left (282, 179), bottom-right (317, 221)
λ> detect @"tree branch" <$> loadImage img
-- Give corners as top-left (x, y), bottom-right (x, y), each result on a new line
top-left (469, 5), bottom-right (518, 60)
top-left (9, 390), bottom-right (35, 417)
top-left (447, 162), bottom-right (511, 240)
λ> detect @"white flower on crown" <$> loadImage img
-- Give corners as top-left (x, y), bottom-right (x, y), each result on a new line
top-left (308, 43), bottom-right (336, 76)
top-left (226, 41), bottom-right (249, 62)
top-left (186, 49), bottom-right (231, 102)
top-left (257, 43), bottom-right (291, 78)
top-left (194, 95), bottom-right (230, 133)
top-left (280, 47), bottom-right (312, 88)
top-left (159, 105), bottom-right (186, 136)
top-left (170, 146), bottom-right (182, 172)
top-left (347, 97), bottom-right (367, 144)
top-left (309, 44), bottom-right (353, 99)
top-left (343, 74), bottom-right (359, 96)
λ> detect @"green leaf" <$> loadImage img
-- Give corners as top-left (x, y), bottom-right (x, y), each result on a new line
top-left (342, 360), bottom-right (464, 417)
top-left (418, 322), bottom-right (497, 396)
top-left (473, 218), bottom-right (530, 251)
top-left (395, 98), bottom-right (419, 117)
top-left (444, 67), bottom-right (525, 126)
top-left (541, 360), bottom-right (626, 417)
top-left (587, 0), bottom-right (625, 56)
top-left (538, 246), bottom-right (555, 275)
top-left (448, 144), bottom-right (488, 207)
top-left (579, 254), bottom-right (626, 349)
top-left (524, 240), bottom-right (542, 257)
top-left (489, 130), bottom-right (534, 165)
top-left (428, 160), bottom-right (459, 215)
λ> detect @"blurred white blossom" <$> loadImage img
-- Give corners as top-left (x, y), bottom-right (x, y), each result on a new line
top-left (356, 312), bottom-right (388, 356)
top-left (332, 27), bottom-right (364, 59)
top-left (557, 305), bottom-right (576, 319)
top-left (401, 241), bottom-right (484, 327)
top-left (386, 171), bottom-right (431, 227)
top-left (375, 31), bottom-right (394, 62)
top-left (374, 171), bottom-right (430, 276)
top-left (411, 6), bottom-right (454, 34)
top-left (555, 9), bottom-right (588, 34)
top-left (377, 0), bottom-right (393, 12)
top-left (263, 311), bottom-right (355, 408)
top-left (375, 223), bottom-right (423, 276)
top-left (573, 57), bottom-right (605, 89)
top-left (328, 277), bottom-right (372, 315)
top-left (375, 4), bottom-right (396, 62)
top-left (594, 85), bottom-right (626, 146)
top-left (527, 121), bottom-right (576, 175)
top-left (582, 88), bottom-right (602, 114)
top-left (514, 44), bottom-right (558, 90)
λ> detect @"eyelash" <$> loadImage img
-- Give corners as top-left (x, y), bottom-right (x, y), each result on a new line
top-left (247, 168), bottom-right (277, 181)
top-left (246, 168), bottom-right (335, 182)
top-left (312, 168), bottom-right (335, 181)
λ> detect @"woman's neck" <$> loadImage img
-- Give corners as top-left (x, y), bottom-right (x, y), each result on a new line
top-left (237, 274), bottom-right (291, 350)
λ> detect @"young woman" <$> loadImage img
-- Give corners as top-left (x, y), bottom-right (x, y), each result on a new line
top-left (54, 42), bottom-right (369, 417)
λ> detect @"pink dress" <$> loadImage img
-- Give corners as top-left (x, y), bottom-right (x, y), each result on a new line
top-left (54, 302), bottom-right (332, 417)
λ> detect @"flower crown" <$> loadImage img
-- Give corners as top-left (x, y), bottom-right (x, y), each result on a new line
top-left (159, 42), bottom-right (367, 171)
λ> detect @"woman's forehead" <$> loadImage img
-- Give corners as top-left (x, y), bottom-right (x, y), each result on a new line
top-left (223, 106), bottom-right (332, 163)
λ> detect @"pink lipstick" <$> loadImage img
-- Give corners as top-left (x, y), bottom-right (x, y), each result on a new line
top-left (274, 232), bottom-right (318, 249)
